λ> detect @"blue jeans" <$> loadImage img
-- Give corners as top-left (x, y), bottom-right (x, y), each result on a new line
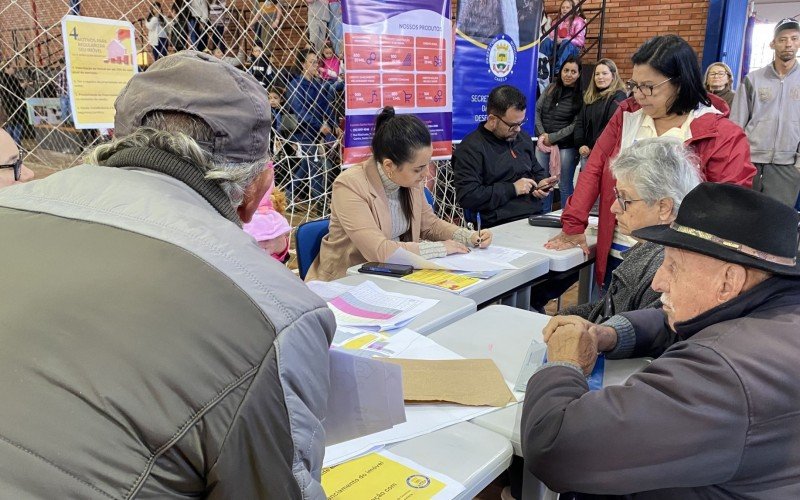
top-left (535, 147), bottom-right (579, 208)
top-left (60, 94), bottom-right (72, 125)
top-left (539, 38), bottom-right (580, 76)
top-left (210, 24), bottom-right (226, 51)
top-left (188, 18), bottom-right (206, 51)
top-left (324, 80), bottom-right (344, 111)
top-left (4, 124), bottom-right (23, 145)
top-left (152, 37), bottom-right (168, 61)
top-left (328, 2), bottom-right (343, 55)
top-left (290, 142), bottom-right (326, 202)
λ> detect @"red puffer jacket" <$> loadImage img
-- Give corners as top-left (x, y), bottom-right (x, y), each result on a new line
top-left (561, 93), bottom-right (756, 285)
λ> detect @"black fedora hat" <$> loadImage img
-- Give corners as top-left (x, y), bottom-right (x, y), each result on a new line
top-left (633, 183), bottom-right (800, 276)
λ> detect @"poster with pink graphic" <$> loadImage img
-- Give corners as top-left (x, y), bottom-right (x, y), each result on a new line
top-left (342, 0), bottom-right (452, 165)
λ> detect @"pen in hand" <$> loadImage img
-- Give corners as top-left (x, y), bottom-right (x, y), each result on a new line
top-left (476, 212), bottom-right (482, 247)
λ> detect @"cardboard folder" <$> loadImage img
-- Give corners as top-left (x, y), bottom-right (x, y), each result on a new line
top-left (380, 358), bottom-right (515, 407)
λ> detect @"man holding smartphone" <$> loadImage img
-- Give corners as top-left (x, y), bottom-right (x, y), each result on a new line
top-left (453, 84), bottom-right (557, 227)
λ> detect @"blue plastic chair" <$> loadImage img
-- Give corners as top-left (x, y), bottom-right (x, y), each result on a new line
top-left (295, 218), bottom-right (330, 280)
top-left (423, 186), bottom-right (436, 211)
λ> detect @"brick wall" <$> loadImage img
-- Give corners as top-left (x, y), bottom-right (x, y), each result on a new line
top-left (0, 1), bottom-right (307, 68)
top-left (1, 0), bottom-right (708, 78)
top-left (544, 0), bottom-right (709, 78)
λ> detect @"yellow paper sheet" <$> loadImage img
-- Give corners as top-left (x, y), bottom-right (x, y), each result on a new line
top-left (322, 450), bottom-right (463, 499)
top-left (400, 269), bottom-right (480, 292)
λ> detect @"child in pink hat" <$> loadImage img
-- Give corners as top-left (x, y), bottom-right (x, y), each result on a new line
top-left (243, 163), bottom-right (292, 263)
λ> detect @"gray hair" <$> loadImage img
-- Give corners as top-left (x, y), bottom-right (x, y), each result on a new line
top-left (610, 137), bottom-right (702, 215)
top-left (85, 111), bottom-right (268, 208)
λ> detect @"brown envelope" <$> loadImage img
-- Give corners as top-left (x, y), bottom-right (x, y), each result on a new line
top-left (379, 358), bottom-right (516, 407)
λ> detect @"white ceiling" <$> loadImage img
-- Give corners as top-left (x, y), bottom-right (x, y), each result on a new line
top-left (752, 1), bottom-right (798, 23)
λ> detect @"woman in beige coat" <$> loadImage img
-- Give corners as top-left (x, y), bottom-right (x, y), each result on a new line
top-left (306, 107), bottom-right (493, 281)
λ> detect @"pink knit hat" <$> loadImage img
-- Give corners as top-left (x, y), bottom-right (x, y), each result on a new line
top-left (243, 210), bottom-right (291, 242)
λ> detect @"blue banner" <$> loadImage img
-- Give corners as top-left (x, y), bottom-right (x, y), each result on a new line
top-left (452, 0), bottom-right (543, 141)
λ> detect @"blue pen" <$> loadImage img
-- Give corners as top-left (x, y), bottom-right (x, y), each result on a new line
top-left (476, 212), bottom-right (482, 247)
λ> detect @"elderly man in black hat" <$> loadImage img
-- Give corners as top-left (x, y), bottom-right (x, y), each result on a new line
top-left (0, 52), bottom-right (335, 498)
top-left (521, 182), bottom-right (800, 498)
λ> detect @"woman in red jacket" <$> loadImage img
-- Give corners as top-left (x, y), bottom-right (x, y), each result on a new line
top-left (546, 35), bottom-right (755, 287)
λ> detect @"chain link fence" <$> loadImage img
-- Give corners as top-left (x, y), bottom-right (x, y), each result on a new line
top-left (0, 0), bottom-right (465, 265)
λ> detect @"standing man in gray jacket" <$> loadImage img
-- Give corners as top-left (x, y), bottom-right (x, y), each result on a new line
top-left (730, 17), bottom-right (800, 207)
top-left (0, 51), bottom-right (335, 498)
top-left (523, 183), bottom-right (800, 498)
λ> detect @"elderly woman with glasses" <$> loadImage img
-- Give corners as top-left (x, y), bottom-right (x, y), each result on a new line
top-left (551, 137), bottom-right (701, 325)
top-left (704, 62), bottom-right (735, 108)
top-left (545, 35), bottom-right (756, 289)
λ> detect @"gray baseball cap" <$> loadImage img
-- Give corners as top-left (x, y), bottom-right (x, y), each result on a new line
top-left (114, 51), bottom-right (271, 163)
top-left (775, 18), bottom-right (800, 37)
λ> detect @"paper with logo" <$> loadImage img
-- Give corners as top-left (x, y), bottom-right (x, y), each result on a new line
top-left (62, 15), bottom-right (138, 128)
top-left (326, 280), bottom-right (439, 330)
top-left (322, 450), bottom-right (465, 499)
top-left (452, 0), bottom-right (543, 141)
top-left (401, 270), bottom-right (481, 293)
top-left (324, 349), bottom-right (406, 446)
top-left (342, 0), bottom-right (453, 165)
top-left (381, 358), bottom-right (516, 407)
top-left (324, 329), bottom-right (499, 466)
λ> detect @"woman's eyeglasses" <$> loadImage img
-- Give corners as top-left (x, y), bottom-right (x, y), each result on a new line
top-left (613, 186), bottom-right (643, 212)
top-left (624, 77), bottom-right (673, 97)
top-left (0, 147), bottom-right (24, 182)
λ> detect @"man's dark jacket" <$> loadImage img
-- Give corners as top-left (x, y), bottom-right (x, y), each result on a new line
top-left (523, 275), bottom-right (800, 498)
top-left (453, 123), bottom-right (547, 227)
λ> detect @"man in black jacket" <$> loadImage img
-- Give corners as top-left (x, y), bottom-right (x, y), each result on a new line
top-left (453, 84), bottom-right (556, 227)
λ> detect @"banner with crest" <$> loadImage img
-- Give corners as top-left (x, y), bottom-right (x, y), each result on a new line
top-left (452, 0), bottom-right (543, 141)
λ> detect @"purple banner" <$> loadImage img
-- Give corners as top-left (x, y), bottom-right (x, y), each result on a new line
top-left (342, 0), bottom-right (450, 26)
top-left (342, 0), bottom-right (453, 164)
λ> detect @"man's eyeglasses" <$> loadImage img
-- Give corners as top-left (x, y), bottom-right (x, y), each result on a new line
top-left (613, 186), bottom-right (643, 212)
top-left (492, 114), bottom-right (528, 130)
top-left (0, 147), bottom-right (24, 182)
top-left (625, 77), bottom-right (673, 97)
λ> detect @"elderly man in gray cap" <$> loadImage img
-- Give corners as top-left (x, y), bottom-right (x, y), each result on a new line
top-left (0, 52), bottom-right (335, 498)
